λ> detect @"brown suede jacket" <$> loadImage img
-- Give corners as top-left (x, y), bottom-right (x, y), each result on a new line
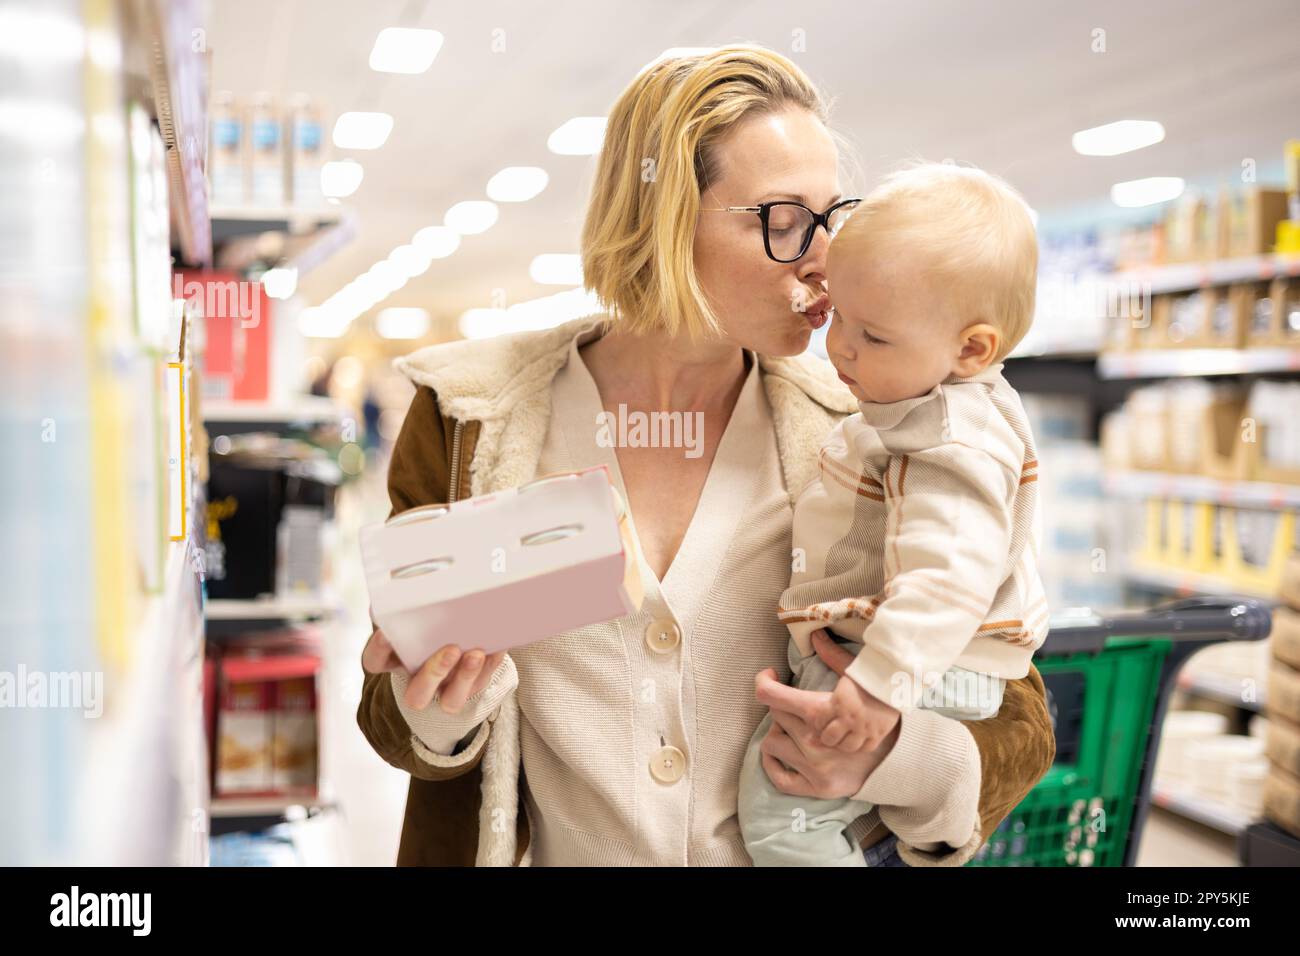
top-left (357, 382), bottom-right (1057, 866)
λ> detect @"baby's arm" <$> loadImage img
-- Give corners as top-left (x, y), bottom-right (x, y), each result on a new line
top-left (843, 443), bottom-right (1018, 711)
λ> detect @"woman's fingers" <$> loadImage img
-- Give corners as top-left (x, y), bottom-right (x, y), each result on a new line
top-left (404, 646), bottom-right (462, 710)
top-left (434, 649), bottom-right (486, 714)
top-left (466, 650), bottom-right (505, 699)
top-left (809, 628), bottom-right (856, 676)
top-left (361, 627), bottom-right (403, 674)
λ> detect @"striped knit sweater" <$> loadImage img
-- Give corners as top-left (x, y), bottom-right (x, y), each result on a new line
top-left (778, 362), bottom-right (1049, 711)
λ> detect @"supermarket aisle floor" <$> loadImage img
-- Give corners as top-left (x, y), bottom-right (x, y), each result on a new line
top-left (320, 453), bottom-right (409, 866)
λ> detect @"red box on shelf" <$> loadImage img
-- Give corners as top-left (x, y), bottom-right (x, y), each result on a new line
top-left (175, 269), bottom-right (271, 401)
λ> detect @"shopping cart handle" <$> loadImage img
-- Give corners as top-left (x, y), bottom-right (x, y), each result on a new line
top-left (1040, 595), bottom-right (1272, 656)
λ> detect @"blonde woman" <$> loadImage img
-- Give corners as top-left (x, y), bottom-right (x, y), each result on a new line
top-left (358, 44), bottom-right (1055, 867)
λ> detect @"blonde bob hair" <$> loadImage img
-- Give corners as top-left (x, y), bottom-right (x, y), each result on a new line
top-left (581, 44), bottom-right (831, 341)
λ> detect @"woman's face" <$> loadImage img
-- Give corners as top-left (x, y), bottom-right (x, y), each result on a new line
top-left (693, 106), bottom-right (841, 358)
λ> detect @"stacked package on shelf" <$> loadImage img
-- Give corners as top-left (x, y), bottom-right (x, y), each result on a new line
top-left (1264, 558), bottom-right (1300, 839)
top-left (1099, 380), bottom-right (1300, 594)
top-left (1020, 394), bottom-right (1123, 613)
top-left (208, 627), bottom-right (322, 800)
top-left (208, 91), bottom-right (327, 209)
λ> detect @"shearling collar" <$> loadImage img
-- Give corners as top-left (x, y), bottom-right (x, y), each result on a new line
top-left (393, 312), bottom-right (858, 421)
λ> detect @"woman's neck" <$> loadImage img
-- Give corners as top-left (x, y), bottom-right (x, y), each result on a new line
top-left (579, 325), bottom-right (750, 415)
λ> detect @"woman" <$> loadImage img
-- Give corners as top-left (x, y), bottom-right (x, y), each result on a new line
top-left (358, 44), bottom-right (1055, 866)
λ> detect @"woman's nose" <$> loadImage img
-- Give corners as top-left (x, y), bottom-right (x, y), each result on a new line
top-left (797, 225), bottom-right (831, 278)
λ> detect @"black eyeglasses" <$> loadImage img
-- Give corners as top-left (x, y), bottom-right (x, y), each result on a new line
top-left (701, 198), bottom-right (862, 262)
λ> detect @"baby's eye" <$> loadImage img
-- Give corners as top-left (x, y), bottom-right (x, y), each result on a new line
top-left (862, 329), bottom-right (887, 345)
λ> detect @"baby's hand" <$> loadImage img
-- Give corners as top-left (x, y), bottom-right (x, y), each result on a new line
top-left (823, 674), bottom-right (901, 751)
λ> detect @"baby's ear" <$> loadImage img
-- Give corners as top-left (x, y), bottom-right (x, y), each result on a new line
top-left (954, 323), bottom-right (1000, 375)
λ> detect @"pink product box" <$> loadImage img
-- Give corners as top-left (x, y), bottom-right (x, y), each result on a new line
top-left (361, 466), bottom-right (644, 672)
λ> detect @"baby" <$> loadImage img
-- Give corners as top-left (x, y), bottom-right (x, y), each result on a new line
top-left (738, 162), bottom-right (1050, 866)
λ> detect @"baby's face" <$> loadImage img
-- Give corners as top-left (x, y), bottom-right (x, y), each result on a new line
top-left (824, 252), bottom-right (964, 405)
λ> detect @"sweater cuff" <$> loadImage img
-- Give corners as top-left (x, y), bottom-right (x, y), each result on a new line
top-left (850, 707), bottom-right (981, 861)
top-left (389, 653), bottom-right (518, 757)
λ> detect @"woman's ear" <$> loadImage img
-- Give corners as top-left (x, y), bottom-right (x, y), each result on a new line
top-left (953, 323), bottom-right (1000, 376)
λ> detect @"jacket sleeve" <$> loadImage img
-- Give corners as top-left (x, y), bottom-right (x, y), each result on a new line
top-left (856, 664), bottom-right (1056, 866)
top-left (355, 384), bottom-right (510, 782)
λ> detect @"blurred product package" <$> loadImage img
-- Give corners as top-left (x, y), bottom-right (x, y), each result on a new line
top-left (362, 466), bottom-right (644, 672)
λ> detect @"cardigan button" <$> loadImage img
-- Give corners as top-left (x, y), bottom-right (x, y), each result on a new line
top-left (650, 745), bottom-right (686, 783)
top-left (644, 618), bottom-right (681, 654)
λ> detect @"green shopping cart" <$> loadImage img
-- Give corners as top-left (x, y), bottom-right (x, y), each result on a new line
top-left (968, 596), bottom-right (1273, 867)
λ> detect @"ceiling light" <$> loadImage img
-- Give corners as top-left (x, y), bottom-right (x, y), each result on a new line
top-left (1110, 176), bottom-right (1185, 208)
top-left (458, 307), bottom-right (508, 339)
top-left (547, 116), bottom-right (607, 155)
top-left (321, 159), bottom-right (364, 197)
top-left (412, 225), bottom-right (460, 258)
top-left (486, 166), bottom-right (549, 202)
top-left (388, 244), bottom-right (434, 279)
top-left (460, 287), bottom-right (601, 340)
top-left (444, 200), bottom-right (498, 235)
top-left (369, 27), bottom-right (443, 74)
top-left (332, 111), bottom-right (393, 150)
top-left (1072, 120), bottom-right (1165, 157)
top-left (368, 259), bottom-right (407, 294)
top-left (377, 307), bottom-right (431, 339)
top-left (298, 305), bottom-right (350, 338)
top-left (260, 267), bottom-right (298, 299)
top-left (529, 253), bottom-right (582, 286)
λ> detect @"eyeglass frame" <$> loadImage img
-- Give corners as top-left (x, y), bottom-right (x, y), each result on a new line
top-left (700, 197), bottom-right (863, 263)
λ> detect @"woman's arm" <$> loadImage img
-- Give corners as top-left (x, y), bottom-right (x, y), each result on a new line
top-left (356, 385), bottom-right (501, 782)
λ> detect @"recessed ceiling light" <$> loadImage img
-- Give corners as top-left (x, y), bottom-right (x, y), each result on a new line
top-left (444, 200), bottom-right (498, 235)
top-left (377, 307), bottom-right (431, 339)
top-left (1072, 120), bottom-right (1165, 157)
top-left (332, 111), bottom-right (393, 150)
top-left (459, 307), bottom-right (508, 339)
top-left (529, 253), bottom-right (582, 286)
top-left (260, 267), bottom-right (298, 299)
top-left (321, 159), bottom-right (364, 197)
top-left (486, 166), bottom-right (549, 202)
top-left (412, 225), bottom-right (460, 258)
top-left (388, 244), bottom-right (434, 279)
top-left (547, 116), bottom-right (607, 155)
top-left (369, 27), bottom-right (443, 74)
top-left (367, 259), bottom-right (406, 295)
top-left (298, 305), bottom-right (349, 338)
top-left (1110, 176), bottom-right (1185, 208)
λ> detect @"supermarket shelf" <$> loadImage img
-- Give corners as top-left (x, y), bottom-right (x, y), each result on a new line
top-left (210, 204), bottom-right (343, 240)
top-left (209, 795), bottom-right (331, 819)
top-left (1151, 782), bottom-right (1257, 836)
top-left (1176, 671), bottom-right (1266, 712)
top-left (1122, 561), bottom-right (1279, 602)
top-left (1111, 254), bottom-right (1300, 297)
top-left (79, 534), bottom-right (207, 864)
top-left (210, 205), bottom-right (357, 280)
top-left (137, 0), bottom-right (211, 266)
top-left (1104, 471), bottom-right (1300, 509)
top-left (1098, 347), bottom-right (1300, 379)
top-left (206, 592), bottom-right (339, 621)
top-left (203, 396), bottom-right (345, 425)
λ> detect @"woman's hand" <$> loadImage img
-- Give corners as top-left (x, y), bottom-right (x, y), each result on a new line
top-left (361, 627), bottom-right (506, 715)
top-left (753, 629), bottom-right (900, 800)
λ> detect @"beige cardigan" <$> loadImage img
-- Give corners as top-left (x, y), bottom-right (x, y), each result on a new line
top-left (386, 314), bottom-right (984, 865)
